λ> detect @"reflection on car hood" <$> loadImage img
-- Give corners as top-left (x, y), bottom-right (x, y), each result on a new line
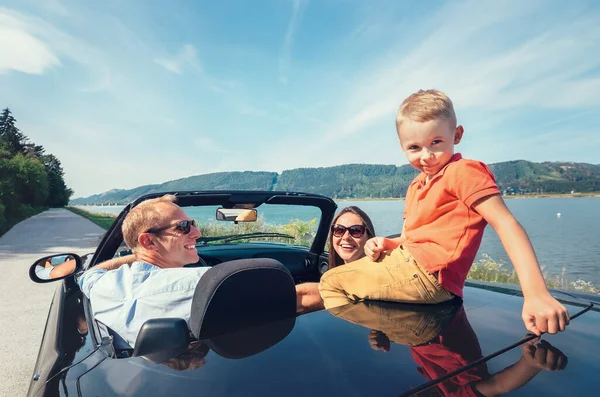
top-left (78, 284), bottom-right (598, 397)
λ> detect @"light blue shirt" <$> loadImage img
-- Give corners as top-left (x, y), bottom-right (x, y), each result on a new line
top-left (78, 261), bottom-right (210, 348)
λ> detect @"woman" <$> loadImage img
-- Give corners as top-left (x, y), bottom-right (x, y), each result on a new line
top-left (328, 206), bottom-right (376, 269)
top-left (296, 206), bottom-right (376, 313)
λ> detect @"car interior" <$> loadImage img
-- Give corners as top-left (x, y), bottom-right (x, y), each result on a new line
top-left (80, 191), bottom-right (337, 360)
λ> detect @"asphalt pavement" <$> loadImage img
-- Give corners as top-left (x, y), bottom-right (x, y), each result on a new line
top-left (0, 209), bottom-right (106, 397)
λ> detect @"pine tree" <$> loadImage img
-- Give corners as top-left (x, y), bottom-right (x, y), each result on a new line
top-left (0, 108), bottom-right (26, 155)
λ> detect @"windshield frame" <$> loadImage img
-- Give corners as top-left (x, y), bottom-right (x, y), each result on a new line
top-left (89, 191), bottom-right (337, 268)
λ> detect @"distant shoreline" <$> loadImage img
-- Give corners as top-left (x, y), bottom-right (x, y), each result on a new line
top-left (74, 192), bottom-right (600, 206)
top-left (335, 192), bottom-right (600, 202)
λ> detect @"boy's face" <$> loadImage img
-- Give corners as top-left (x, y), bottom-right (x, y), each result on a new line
top-left (398, 118), bottom-right (463, 177)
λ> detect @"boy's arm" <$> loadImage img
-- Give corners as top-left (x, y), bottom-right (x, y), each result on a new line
top-left (474, 338), bottom-right (567, 396)
top-left (473, 194), bottom-right (569, 335)
top-left (382, 236), bottom-right (403, 250)
top-left (378, 218), bottom-right (406, 250)
top-left (365, 236), bottom-right (403, 260)
top-left (474, 358), bottom-right (542, 397)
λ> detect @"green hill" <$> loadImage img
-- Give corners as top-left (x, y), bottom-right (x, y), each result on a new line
top-left (70, 161), bottom-right (600, 205)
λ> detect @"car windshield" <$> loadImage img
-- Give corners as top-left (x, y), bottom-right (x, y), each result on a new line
top-left (193, 203), bottom-right (322, 247)
top-left (114, 202), bottom-right (324, 257)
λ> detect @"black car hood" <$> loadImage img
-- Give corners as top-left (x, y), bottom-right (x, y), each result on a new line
top-left (77, 285), bottom-right (598, 397)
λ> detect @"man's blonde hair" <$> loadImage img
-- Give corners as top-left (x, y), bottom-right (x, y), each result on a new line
top-left (122, 194), bottom-right (177, 251)
top-left (396, 89), bottom-right (457, 133)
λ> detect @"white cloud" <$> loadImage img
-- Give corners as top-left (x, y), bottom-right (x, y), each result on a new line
top-left (0, 7), bottom-right (110, 91)
top-left (279, 0), bottom-right (307, 84)
top-left (324, 0), bottom-right (600, 141)
top-left (154, 44), bottom-right (201, 74)
top-left (0, 13), bottom-right (60, 74)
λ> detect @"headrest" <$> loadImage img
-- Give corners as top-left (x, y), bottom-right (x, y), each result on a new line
top-left (189, 258), bottom-right (296, 340)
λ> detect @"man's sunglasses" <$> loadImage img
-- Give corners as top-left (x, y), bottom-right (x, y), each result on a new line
top-left (146, 219), bottom-right (198, 235)
top-left (331, 224), bottom-right (367, 238)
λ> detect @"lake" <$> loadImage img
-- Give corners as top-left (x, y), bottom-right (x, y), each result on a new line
top-left (78, 197), bottom-right (600, 285)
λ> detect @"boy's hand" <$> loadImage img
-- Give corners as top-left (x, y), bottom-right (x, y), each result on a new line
top-left (368, 330), bottom-right (391, 352)
top-left (364, 237), bottom-right (386, 261)
top-left (521, 338), bottom-right (568, 372)
top-left (522, 294), bottom-right (570, 336)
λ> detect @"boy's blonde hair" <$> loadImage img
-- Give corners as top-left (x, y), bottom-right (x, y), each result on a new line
top-left (396, 89), bottom-right (457, 134)
top-left (122, 194), bottom-right (177, 251)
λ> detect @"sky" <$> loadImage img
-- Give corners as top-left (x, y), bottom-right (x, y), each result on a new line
top-left (1, 0), bottom-right (599, 198)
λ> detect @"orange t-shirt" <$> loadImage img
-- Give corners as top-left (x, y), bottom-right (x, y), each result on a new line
top-left (398, 153), bottom-right (500, 297)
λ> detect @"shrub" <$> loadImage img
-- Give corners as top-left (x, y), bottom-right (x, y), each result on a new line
top-left (468, 254), bottom-right (600, 295)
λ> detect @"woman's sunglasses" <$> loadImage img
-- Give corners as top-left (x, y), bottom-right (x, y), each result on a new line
top-left (331, 224), bottom-right (367, 238)
top-left (147, 219), bottom-right (198, 235)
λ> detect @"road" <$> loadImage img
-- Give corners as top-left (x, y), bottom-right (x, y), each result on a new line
top-left (0, 209), bottom-right (106, 397)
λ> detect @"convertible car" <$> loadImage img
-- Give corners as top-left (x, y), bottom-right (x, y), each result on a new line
top-left (28, 191), bottom-right (599, 397)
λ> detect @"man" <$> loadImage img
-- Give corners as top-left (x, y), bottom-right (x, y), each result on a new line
top-left (35, 255), bottom-right (78, 280)
top-left (78, 194), bottom-right (210, 348)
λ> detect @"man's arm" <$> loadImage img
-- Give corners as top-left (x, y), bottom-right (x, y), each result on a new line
top-left (78, 254), bottom-right (137, 298)
top-left (93, 254), bottom-right (137, 271)
top-left (473, 195), bottom-right (569, 335)
top-left (49, 259), bottom-right (77, 279)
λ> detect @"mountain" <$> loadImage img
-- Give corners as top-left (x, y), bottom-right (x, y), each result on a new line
top-left (70, 161), bottom-right (600, 205)
top-left (489, 161), bottom-right (600, 193)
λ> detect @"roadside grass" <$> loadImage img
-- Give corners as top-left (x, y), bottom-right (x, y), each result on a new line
top-left (197, 217), bottom-right (318, 247)
top-left (0, 205), bottom-right (47, 237)
top-left (65, 207), bottom-right (600, 295)
top-left (468, 253), bottom-right (600, 295)
top-left (67, 206), bottom-right (116, 230)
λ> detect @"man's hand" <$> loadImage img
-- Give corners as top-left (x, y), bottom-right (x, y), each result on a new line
top-left (364, 238), bottom-right (386, 261)
top-left (521, 338), bottom-right (568, 371)
top-left (522, 294), bottom-right (570, 335)
top-left (368, 330), bottom-right (391, 352)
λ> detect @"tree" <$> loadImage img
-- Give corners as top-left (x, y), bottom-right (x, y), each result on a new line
top-left (0, 107), bottom-right (74, 234)
top-left (0, 108), bottom-right (26, 156)
top-left (41, 154), bottom-right (64, 177)
top-left (10, 153), bottom-right (49, 207)
top-left (24, 142), bottom-right (46, 158)
top-left (40, 154), bottom-right (72, 206)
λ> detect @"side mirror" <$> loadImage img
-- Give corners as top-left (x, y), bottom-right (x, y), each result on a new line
top-left (215, 208), bottom-right (257, 223)
top-left (29, 254), bottom-right (82, 283)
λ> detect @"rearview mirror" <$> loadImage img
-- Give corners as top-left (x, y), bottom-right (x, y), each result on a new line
top-left (29, 254), bottom-right (82, 283)
top-left (216, 208), bottom-right (257, 223)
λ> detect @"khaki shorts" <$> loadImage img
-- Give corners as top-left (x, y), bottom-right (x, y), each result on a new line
top-left (328, 300), bottom-right (460, 346)
top-left (319, 246), bottom-right (454, 310)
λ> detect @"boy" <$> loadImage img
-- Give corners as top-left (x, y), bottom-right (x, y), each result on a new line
top-left (319, 89), bottom-right (569, 336)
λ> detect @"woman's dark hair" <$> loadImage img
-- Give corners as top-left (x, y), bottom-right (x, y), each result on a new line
top-left (328, 206), bottom-right (376, 269)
